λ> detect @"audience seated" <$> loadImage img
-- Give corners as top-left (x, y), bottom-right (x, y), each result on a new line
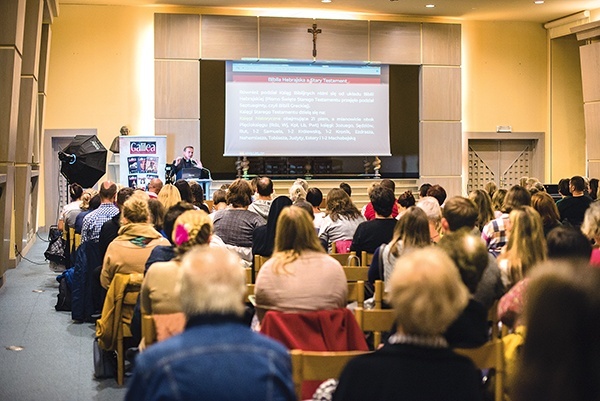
top-left (188, 181), bottom-right (209, 213)
top-left (212, 178), bottom-right (265, 263)
top-left (438, 230), bottom-right (490, 348)
top-left (146, 177), bottom-right (163, 199)
top-left (306, 187), bottom-right (326, 230)
top-left (81, 181), bottom-right (119, 244)
top-left (481, 185), bottom-right (531, 257)
top-left (512, 261), bottom-right (600, 401)
top-left (173, 179), bottom-right (194, 204)
top-left (362, 179), bottom-right (399, 220)
top-left (418, 183), bottom-right (432, 198)
top-left (255, 206), bottom-right (347, 321)
top-left (57, 183), bottom-right (84, 231)
top-left (531, 191), bottom-right (562, 237)
top-left (100, 195), bottom-right (170, 290)
top-left (252, 196), bottom-right (292, 258)
top-left (491, 188), bottom-right (507, 219)
top-left (333, 247), bottom-right (481, 401)
top-left (147, 198), bottom-right (165, 232)
top-left (73, 191), bottom-right (99, 234)
top-left (351, 186), bottom-right (397, 254)
top-left (339, 182), bottom-right (352, 197)
top-left (557, 175), bottom-right (593, 228)
top-left (319, 188), bottom-right (365, 252)
top-left (468, 189), bottom-right (495, 234)
top-left (426, 184), bottom-right (447, 206)
top-left (416, 196), bottom-right (443, 243)
top-left (396, 190), bottom-right (415, 219)
top-left (127, 246), bottom-right (295, 401)
top-left (141, 210), bottom-right (215, 342)
top-left (247, 176), bottom-right (273, 222)
top-left (581, 201), bottom-right (600, 266)
top-left (368, 206), bottom-right (430, 286)
top-left (211, 188), bottom-right (227, 212)
top-left (484, 181), bottom-right (497, 198)
top-left (98, 187), bottom-right (135, 261)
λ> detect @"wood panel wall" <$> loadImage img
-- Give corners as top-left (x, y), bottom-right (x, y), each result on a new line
top-left (155, 14), bottom-right (462, 195)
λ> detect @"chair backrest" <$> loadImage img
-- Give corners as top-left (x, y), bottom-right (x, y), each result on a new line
top-left (244, 267), bottom-right (253, 284)
top-left (330, 252), bottom-right (359, 266)
top-left (254, 254), bottom-right (269, 276)
top-left (141, 314), bottom-right (156, 347)
top-left (455, 339), bottom-right (505, 401)
top-left (347, 280), bottom-right (365, 306)
top-left (290, 349), bottom-right (370, 401)
top-left (343, 266), bottom-right (369, 282)
top-left (360, 250), bottom-right (374, 267)
top-left (353, 307), bottom-right (396, 348)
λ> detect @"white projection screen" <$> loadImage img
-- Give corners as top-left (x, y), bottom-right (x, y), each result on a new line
top-left (224, 61), bottom-right (391, 157)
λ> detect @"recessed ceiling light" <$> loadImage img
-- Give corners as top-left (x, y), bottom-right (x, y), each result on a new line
top-left (425, 4), bottom-right (435, 8)
top-left (534, 1), bottom-right (544, 4)
top-left (322, 0), bottom-right (332, 3)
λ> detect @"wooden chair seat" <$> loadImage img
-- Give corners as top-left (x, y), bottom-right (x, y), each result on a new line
top-left (455, 339), bottom-right (505, 401)
top-left (343, 266), bottom-right (369, 282)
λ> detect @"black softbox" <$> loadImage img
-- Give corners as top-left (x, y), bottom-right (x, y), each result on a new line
top-left (59, 135), bottom-right (107, 188)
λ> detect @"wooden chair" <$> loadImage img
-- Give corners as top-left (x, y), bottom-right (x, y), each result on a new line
top-left (343, 266), bottom-right (369, 282)
top-left (244, 267), bottom-right (253, 284)
top-left (455, 339), bottom-right (505, 401)
top-left (347, 280), bottom-right (365, 307)
top-left (290, 349), bottom-right (370, 401)
top-left (330, 252), bottom-right (359, 266)
top-left (353, 307), bottom-right (396, 348)
top-left (360, 251), bottom-right (374, 267)
top-left (246, 283), bottom-right (255, 304)
top-left (331, 240), bottom-right (353, 255)
top-left (141, 314), bottom-right (156, 347)
top-left (254, 254), bottom-right (269, 277)
top-left (205, 199), bottom-right (214, 211)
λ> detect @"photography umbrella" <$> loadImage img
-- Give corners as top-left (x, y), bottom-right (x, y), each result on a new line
top-left (59, 135), bottom-right (107, 188)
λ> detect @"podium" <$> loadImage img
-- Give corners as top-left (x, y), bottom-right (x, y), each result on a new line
top-left (181, 167), bottom-right (212, 197)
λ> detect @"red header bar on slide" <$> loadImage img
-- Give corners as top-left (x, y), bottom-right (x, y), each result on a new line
top-left (232, 74), bottom-right (381, 84)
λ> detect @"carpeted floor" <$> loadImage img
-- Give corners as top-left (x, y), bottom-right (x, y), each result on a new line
top-left (0, 233), bottom-right (128, 401)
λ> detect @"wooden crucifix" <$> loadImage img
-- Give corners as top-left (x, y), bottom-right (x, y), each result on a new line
top-left (307, 23), bottom-right (322, 58)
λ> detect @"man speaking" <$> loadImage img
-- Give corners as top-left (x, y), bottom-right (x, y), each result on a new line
top-left (172, 145), bottom-right (202, 180)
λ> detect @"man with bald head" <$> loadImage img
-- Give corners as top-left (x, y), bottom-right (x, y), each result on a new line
top-left (126, 246), bottom-right (295, 401)
top-left (146, 177), bottom-right (163, 199)
top-left (248, 176), bottom-right (274, 222)
top-left (81, 181), bottom-right (119, 244)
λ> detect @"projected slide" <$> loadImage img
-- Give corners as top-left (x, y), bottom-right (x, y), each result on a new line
top-left (224, 61), bottom-right (391, 157)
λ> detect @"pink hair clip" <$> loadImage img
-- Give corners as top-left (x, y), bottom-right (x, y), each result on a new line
top-left (174, 223), bottom-right (189, 246)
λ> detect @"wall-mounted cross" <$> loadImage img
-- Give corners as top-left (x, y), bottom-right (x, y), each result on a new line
top-left (307, 23), bottom-right (322, 58)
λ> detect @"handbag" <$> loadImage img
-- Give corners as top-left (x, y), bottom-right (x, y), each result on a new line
top-left (93, 337), bottom-right (116, 379)
top-left (44, 225), bottom-right (67, 266)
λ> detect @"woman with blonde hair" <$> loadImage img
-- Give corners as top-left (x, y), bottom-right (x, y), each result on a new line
top-left (157, 183), bottom-right (181, 210)
top-left (333, 247), bottom-right (480, 401)
top-left (319, 187), bottom-right (365, 252)
top-left (255, 206), bottom-right (347, 321)
top-left (141, 210), bottom-right (216, 342)
top-left (498, 206), bottom-right (546, 290)
top-left (468, 189), bottom-right (495, 233)
top-left (100, 195), bottom-right (170, 290)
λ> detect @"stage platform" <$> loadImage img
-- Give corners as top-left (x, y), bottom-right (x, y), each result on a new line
top-left (209, 178), bottom-right (419, 209)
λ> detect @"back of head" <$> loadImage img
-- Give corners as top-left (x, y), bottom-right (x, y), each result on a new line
top-left (391, 206), bottom-right (430, 251)
top-left (326, 187), bottom-right (360, 221)
top-left (122, 196), bottom-right (150, 224)
top-left (117, 187), bottom-right (135, 209)
top-left (557, 178), bottom-right (572, 197)
top-left (99, 181), bottom-right (117, 201)
top-left (503, 185), bottom-right (531, 212)
top-left (546, 226), bottom-right (592, 261)
top-left (426, 184), bottom-right (447, 206)
top-left (148, 198), bottom-right (165, 231)
top-left (468, 190), bottom-right (494, 230)
top-left (148, 178), bottom-right (163, 194)
top-left (339, 182), bottom-right (352, 197)
top-left (179, 246), bottom-right (246, 318)
top-left (438, 230), bottom-right (488, 293)
top-left (416, 196), bottom-right (442, 223)
top-left (158, 184), bottom-right (182, 210)
top-left (491, 188), bottom-right (507, 212)
top-left (380, 179), bottom-right (395, 194)
top-left (294, 178), bottom-right (309, 191)
top-left (189, 181), bottom-right (204, 204)
top-left (212, 189), bottom-right (227, 204)
top-left (227, 179), bottom-right (253, 208)
top-left (513, 262), bottom-right (600, 401)
top-left (266, 196), bottom-right (293, 231)
top-left (582, 201), bottom-right (600, 241)
top-left (419, 183), bottom-right (432, 198)
top-left (387, 247), bottom-right (469, 336)
top-left (174, 179), bottom-right (194, 203)
top-left (69, 183), bottom-right (84, 201)
top-left (274, 206), bottom-right (322, 255)
top-left (257, 176), bottom-right (274, 197)
top-left (289, 183), bottom-right (307, 202)
top-left (442, 196), bottom-right (478, 231)
top-left (484, 181), bottom-right (497, 198)
top-left (306, 187), bottom-right (323, 208)
top-left (293, 200), bottom-right (314, 220)
top-left (163, 201), bottom-right (196, 244)
top-left (89, 194), bottom-right (102, 211)
top-left (397, 190), bottom-right (416, 208)
top-left (370, 186), bottom-right (395, 217)
top-left (531, 191), bottom-right (560, 225)
top-left (570, 175), bottom-right (585, 193)
top-left (506, 206), bottom-right (546, 281)
top-left (172, 210), bottom-right (213, 256)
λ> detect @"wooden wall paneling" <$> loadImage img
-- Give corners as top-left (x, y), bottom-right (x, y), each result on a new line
top-left (579, 42), bottom-right (600, 102)
top-left (584, 102), bottom-right (600, 161)
top-left (259, 17), bottom-right (315, 60)
top-left (0, 50), bottom-right (21, 162)
top-left (14, 165), bottom-right (31, 251)
top-left (155, 119), bottom-right (200, 163)
top-left (419, 121), bottom-right (462, 176)
top-left (422, 23), bottom-right (461, 66)
top-left (201, 15), bottom-right (258, 60)
top-left (16, 77), bottom-right (36, 163)
top-left (420, 66), bottom-right (461, 121)
top-left (38, 24), bottom-right (51, 94)
top-left (155, 13), bottom-right (200, 60)
top-left (0, 167), bottom-right (15, 273)
top-left (155, 60), bottom-right (200, 119)
top-left (589, 162), bottom-right (600, 179)
top-left (0, 0), bottom-right (26, 53)
top-left (369, 21), bottom-right (421, 64)
top-left (312, 19), bottom-right (368, 61)
top-left (22, 0), bottom-right (43, 77)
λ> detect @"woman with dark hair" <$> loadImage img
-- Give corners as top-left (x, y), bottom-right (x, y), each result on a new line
top-left (318, 188), bottom-right (365, 252)
top-left (396, 190), bottom-right (416, 219)
top-left (174, 179), bottom-right (194, 204)
top-left (188, 180), bottom-right (210, 213)
top-left (58, 183), bottom-right (84, 231)
top-left (368, 206), bottom-right (430, 286)
top-left (306, 187), bottom-right (326, 229)
top-left (252, 196), bottom-right (293, 257)
top-left (255, 206), bottom-right (347, 321)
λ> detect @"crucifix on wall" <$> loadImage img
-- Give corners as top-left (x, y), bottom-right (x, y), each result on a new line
top-left (307, 23), bottom-right (322, 58)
